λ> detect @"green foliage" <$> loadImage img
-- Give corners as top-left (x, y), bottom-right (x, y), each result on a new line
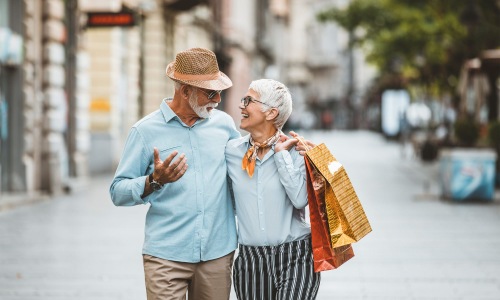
top-left (454, 118), bottom-right (480, 147)
top-left (317, 0), bottom-right (500, 96)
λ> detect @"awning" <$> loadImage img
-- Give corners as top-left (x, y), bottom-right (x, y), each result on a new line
top-left (79, 0), bottom-right (122, 12)
top-left (163, 0), bottom-right (207, 12)
top-left (80, 0), bottom-right (144, 12)
top-left (481, 49), bottom-right (500, 64)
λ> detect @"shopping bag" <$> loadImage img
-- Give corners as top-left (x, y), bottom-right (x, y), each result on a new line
top-left (306, 143), bottom-right (372, 248)
top-left (305, 157), bottom-right (355, 272)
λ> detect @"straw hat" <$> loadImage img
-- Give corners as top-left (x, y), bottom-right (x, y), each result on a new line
top-left (166, 48), bottom-right (232, 90)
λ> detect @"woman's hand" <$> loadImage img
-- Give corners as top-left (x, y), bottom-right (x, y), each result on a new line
top-left (274, 134), bottom-right (298, 153)
top-left (289, 131), bottom-right (316, 156)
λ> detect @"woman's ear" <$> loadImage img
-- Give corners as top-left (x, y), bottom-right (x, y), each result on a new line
top-left (265, 108), bottom-right (279, 121)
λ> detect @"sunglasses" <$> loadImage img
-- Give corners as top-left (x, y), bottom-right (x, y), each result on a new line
top-left (241, 96), bottom-right (276, 108)
top-left (199, 89), bottom-right (222, 100)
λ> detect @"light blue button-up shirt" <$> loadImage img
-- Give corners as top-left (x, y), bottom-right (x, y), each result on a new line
top-left (225, 134), bottom-right (311, 246)
top-left (110, 99), bottom-right (240, 263)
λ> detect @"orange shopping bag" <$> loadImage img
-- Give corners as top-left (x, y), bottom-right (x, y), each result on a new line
top-left (306, 143), bottom-right (372, 249)
top-left (305, 157), bottom-right (355, 272)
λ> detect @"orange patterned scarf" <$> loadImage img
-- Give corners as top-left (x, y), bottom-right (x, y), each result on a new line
top-left (242, 131), bottom-right (282, 178)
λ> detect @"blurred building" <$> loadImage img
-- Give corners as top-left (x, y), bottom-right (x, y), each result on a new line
top-left (84, 0), bottom-right (216, 174)
top-left (85, 0), bottom-right (379, 174)
top-left (0, 0), bottom-right (91, 203)
top-left (222, 0), bottom-right (376, 131)
top-left (83, 0), bottom-right (147, 175)
top-left (301, 0), bottom-right (376, 130)
top-left (0, 0), bottom-right (376, 205)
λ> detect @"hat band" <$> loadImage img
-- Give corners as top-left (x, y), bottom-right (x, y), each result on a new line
top-left (173, 71), bottom-right (220, 81)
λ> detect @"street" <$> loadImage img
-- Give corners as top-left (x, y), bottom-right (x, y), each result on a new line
top-left (1, 130), bottom-right (499, 300)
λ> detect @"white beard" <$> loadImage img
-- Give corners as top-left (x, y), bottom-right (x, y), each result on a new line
top-left (189, 91), bottom-right (218, 118)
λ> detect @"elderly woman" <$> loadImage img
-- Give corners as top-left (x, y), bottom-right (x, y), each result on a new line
top-left (226, 79), bottom-right (320, 300)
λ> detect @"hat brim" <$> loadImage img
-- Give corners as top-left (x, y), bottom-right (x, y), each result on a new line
top-left (166, 62), bottom-right (233, 91)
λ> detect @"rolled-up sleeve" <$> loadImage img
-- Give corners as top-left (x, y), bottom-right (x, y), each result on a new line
top-left (109, 128), bottom-right (151, 206)
top-left (274, 150), bottom-right (308, 209)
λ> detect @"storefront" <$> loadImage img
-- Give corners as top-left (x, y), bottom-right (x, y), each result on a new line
top-left (0, 0), bottom-right (25, 194)
top-left (0, 0), bottom-right (92, 206)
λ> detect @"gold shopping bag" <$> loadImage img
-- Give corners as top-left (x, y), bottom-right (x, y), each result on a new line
top-left (305, 143), bottom-right (372, 248)
top-left (305, 157), bottom-right (355, 272)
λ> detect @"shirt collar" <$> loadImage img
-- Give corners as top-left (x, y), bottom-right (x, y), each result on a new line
top-left (234, 134), bottom-right (250, 147)
top-left (160, 98), bottom-right (177, 123)
top-left (236, 134), bottom-right (276, 150)
top-left (160, 98), bottom-right (209, 127)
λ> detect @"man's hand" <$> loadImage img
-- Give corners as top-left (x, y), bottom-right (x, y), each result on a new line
top-left (289, 131), bottom-right (316, 156)
top-left (274, 134), bottom-right (298, 153)
top-left (152, 147), bottom-right (188, 184)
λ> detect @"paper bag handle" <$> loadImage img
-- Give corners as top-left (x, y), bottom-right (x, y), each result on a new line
top-left (295, 135), bottom-right (313, 152)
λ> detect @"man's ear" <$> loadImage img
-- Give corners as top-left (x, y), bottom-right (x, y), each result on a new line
top-left (180, 84), bottom-right (191, 99)
top-left (265, 108), bottom-right (279, 121)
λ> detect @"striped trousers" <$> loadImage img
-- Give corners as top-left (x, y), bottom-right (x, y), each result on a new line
top-left (233, 238), bottom-right (321, 300)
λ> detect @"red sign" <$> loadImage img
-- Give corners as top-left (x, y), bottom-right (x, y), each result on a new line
top-left (86, 12), bottom-right (137, 27)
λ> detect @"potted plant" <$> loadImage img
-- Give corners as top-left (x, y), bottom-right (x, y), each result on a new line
top-left (439, 117), bottom-right (497, 201)
top-left (454, 118), bottom-right (480, 147)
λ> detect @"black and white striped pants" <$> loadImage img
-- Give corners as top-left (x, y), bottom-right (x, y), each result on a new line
top-left (233, 238), bottom-right (321, 300)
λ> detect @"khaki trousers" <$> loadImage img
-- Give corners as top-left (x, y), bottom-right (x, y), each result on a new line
top-left (143, 252), bottom-right (234, 300)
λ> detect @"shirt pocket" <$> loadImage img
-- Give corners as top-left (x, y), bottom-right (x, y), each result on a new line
top-left (159, 145), bottom-right (182, 160)
top-left (158, 145), bottom-right (187, 195)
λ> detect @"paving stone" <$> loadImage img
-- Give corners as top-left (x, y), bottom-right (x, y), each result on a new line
top-left (1, 130), bottom-right (499, 300)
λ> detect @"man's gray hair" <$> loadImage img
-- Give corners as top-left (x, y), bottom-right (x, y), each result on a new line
top-left (248, 79), bottom-right (292, 129)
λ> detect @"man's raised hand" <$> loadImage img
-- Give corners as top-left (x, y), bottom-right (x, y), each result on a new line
top-left (152, 147), bottom-right (188, 184)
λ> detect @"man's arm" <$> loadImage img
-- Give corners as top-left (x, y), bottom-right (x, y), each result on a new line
top-left (110, 128), bottom-right (189, 205)
top-left (141, 148), bottom-right (188, 198)
top-left (110, 128), bottom-right (151, 206)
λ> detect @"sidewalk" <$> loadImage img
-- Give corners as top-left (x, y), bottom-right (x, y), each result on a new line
top-left (308, 130), bottom-right (500, 300)
top-left (0, 130), bottom-right (499, 300)
top-left (0, 174), bottom-right (148, 300)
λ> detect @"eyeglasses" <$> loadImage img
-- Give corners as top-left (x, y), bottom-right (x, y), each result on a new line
top-left (199, 89), bottom-right (222, 100)
top-left (241, 96), bottom-right (276, 108)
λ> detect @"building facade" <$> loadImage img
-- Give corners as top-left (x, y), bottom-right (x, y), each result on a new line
top-left (1, 0), bottom-right (91, 208)
top-left (84, 0), bottom-right (217, 174)
top-left (0, 0), bottom-right (376, 208)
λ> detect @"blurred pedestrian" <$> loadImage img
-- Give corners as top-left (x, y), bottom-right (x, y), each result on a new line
top-left (226, 79), bottom-right (321, 300)
top-left (110, 47), bottom-right (240, 300)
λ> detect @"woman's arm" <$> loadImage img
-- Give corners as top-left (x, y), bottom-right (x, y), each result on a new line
top-left (274, 148), bottom-right (308, 209)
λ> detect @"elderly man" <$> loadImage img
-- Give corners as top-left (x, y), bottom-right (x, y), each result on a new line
top-left (110, 48), bottom-right (240, 300)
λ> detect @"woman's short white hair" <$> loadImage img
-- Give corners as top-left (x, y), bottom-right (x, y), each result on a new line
top-left (248, 79), bottom-right (292, 129)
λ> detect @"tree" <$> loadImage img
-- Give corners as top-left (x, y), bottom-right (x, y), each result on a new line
top-left (318, 0), bottom-right (500, 98)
